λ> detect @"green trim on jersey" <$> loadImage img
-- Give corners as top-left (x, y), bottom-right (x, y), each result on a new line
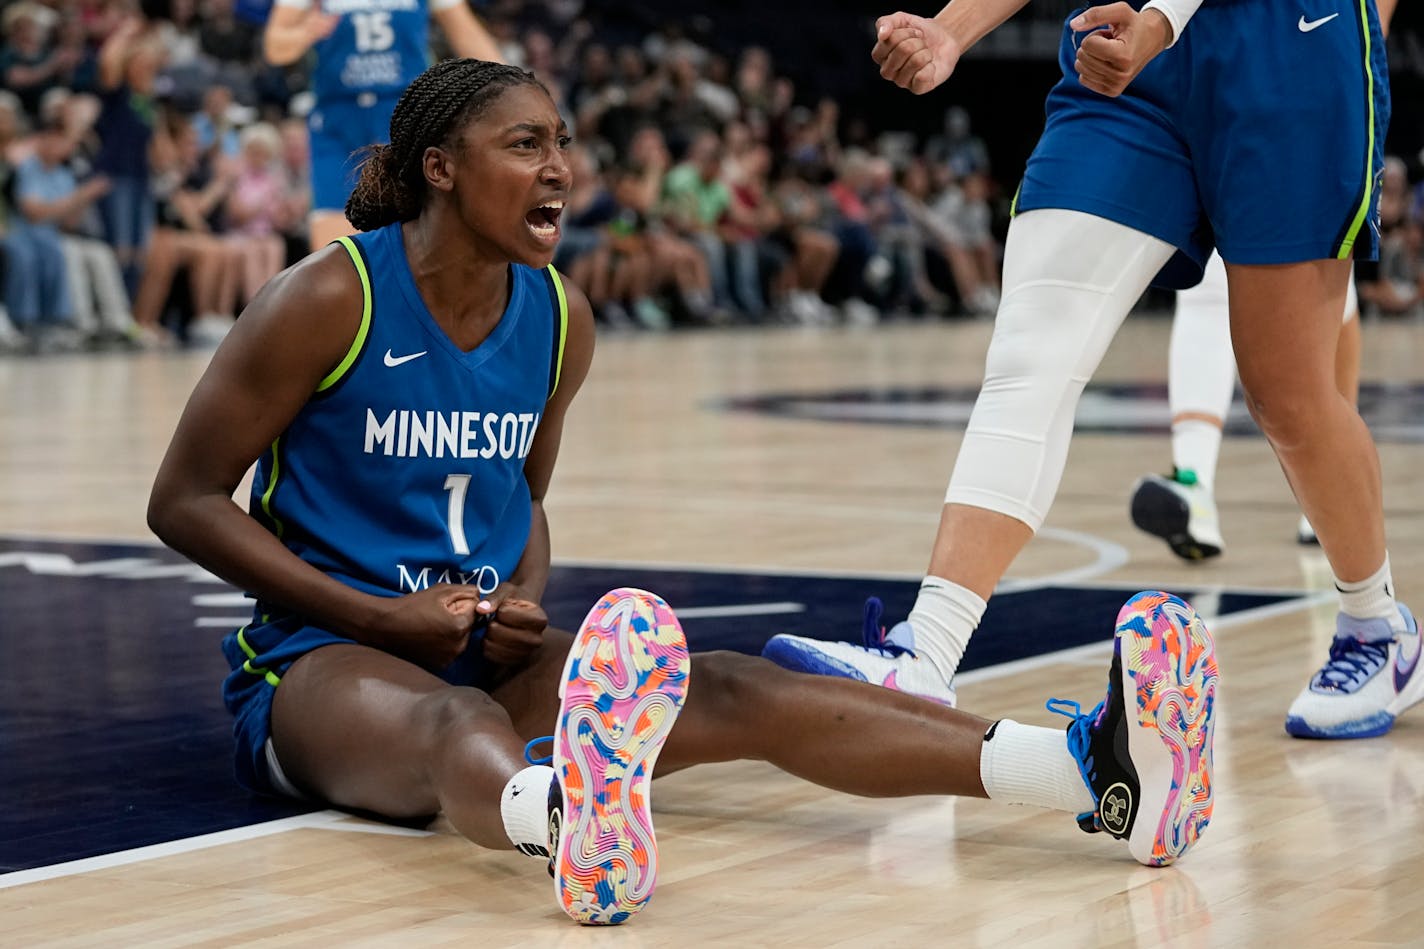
top-left (317, 236), bottom-right (375, 392)
top-left (260, 436), bottom-right (285, 540)
top-left (1336, 0), bottom-right (1377, 260)
top-left (236, 626), bottom-right (282, 688)
top-left (546, 264), bottom-right (570, 399)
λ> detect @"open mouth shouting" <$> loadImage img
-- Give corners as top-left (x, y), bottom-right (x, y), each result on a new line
top-left (526, 199), bottom-right (564, 243)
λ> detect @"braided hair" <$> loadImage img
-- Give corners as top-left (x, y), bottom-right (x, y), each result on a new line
top-left (345, 59), bottom-right (545, 231)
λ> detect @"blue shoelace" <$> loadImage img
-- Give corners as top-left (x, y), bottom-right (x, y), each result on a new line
top-left (1314, 636), bottom-right (1392, 691)
top-left (860, 597), bottom-right (916, 658)
top-left (1046, 697), bottom-right (1103, 822)
top-left (524, 736), bottom-right (554, 766)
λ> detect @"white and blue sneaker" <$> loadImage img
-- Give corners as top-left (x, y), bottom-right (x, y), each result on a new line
top-left (1130, 470), bottom-right (1223, 562)
top-left (1286, 605), bottom-right (1423, 739)
top-left (761, 598), bottom-right (957, 707)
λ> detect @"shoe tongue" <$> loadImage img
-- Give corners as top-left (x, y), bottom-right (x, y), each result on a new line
top-left (1335, 612), bottom-right (1399, 643)
top-left (883, 620), bottom-right (917, 653)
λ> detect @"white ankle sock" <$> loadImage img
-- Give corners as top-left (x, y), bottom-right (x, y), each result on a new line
top-left (1336, 555), bottom-right (1406, 633)
top-left (907, 576), bottom-right (985, 680)
top-left (1170, 419), bottom-right (1222, 491)
top-left (979, 719), bottom-right (1095, 814)
top-left (500, 764), bottom-right (556, 857)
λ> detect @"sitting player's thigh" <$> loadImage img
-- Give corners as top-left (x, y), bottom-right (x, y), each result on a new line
top-left (272, 643), bottom-right (516, 817)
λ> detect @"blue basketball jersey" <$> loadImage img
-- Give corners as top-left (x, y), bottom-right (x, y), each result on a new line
top-left (309, 0), bottom-right (435, 102)
top-left (248, 223), bottom-right (571, 601)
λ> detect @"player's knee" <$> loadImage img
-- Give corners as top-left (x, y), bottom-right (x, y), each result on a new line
top-left (412, 687), bottom-right (513, 754)
top-left (691, 650), bottom-right (781, 719)
top-left (1239, 385), bottom-right (1320, 449)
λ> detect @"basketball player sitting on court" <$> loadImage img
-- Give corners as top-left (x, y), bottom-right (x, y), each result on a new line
top-left (147, 59), bottom-right (1220, 927)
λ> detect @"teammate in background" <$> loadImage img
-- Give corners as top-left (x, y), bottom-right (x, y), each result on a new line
top-left (1128, 255), bottom-right (1360, 560)
top-left (147, 60), bottom-right (1218, 926)
top-left (261, 0), bottom-right (500, 250)
top-left (764, 0), bottom-right (1420, 741)
top-left (1129, 0), bottom-right (1396, 560)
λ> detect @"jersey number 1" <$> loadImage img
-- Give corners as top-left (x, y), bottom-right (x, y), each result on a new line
top-left (443, 474), bottom-right (471, 556)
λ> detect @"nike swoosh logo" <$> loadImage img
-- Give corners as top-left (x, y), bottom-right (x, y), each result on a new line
top-left (1298, 13), bottom-right (1339, 32)
top-left (384, 349), bottom-right (427, 367)
top-left (1394, 632), bottom-right (1421, 693)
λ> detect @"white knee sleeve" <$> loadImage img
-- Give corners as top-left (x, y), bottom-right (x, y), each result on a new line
top-left (946, 209), bottom-right (1176, 530)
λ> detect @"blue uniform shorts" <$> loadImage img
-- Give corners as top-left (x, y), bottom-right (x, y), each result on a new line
top-left (1015, 0), bottom-right (1390, 289)
top-left (221, 608), bottom-right (496, 796)
top-left (307, 94), bottom-right (402, 214)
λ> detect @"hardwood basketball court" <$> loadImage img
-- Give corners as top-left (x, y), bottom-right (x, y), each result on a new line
top-left (3, 315), bottom-right (1422, 946)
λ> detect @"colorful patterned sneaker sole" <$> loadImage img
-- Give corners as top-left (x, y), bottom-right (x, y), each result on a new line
top-left (1114, 591), bottom-right (1219, 867)
top-left (553, 588), bottom-right (690, 925)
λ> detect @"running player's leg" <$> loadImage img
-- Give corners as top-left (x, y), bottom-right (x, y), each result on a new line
top-left (763, 209), bottom-right (1177, 699)
top-left (1299, 269), bottom-right (1361, 544)
top-left (763, 8), bottom-right (1201, 698)
top-left (1130, 252), bottom-right (1233, 560)
top-left (1199, 0), bottom-right (1416, 737)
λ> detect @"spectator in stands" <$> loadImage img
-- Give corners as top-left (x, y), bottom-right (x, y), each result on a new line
top-left (925, 106), bottom-right (990, 179)
top-left (625, 126), bottom-right (718, 325)
top-left (663, 129), bottom-right (734, 314)
top-left (0, 90), bottom-right (25, 350)
top-left (1358, 156), bottom-right (1423, 319)
top-left (768, 169), bottom-right (840, 325)
top-left (213, 121), bottom-right (291, 337)
top-left (192, 83), bottom-right (241, 160)
top-left (822, 149), bottom-right (881, 324)
top-left (94, 15), bottom-right (165, 295)
top-left (134, 114), bottom-right (238, 344)
top-left (24, 92), bottom-right (139, 344)
top-left (1, 3), bottom-right (81, 120)
top-left (7, 110), bottom-right (90, 350)
top-left (721, 139), bottom-right (777, 318)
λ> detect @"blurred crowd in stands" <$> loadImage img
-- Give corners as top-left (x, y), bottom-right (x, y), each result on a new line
top-left (0, 0), bottom-right (1420, 354)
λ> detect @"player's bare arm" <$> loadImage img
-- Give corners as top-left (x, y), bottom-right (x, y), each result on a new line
top-left (147, 248), bottom-right (479, 663)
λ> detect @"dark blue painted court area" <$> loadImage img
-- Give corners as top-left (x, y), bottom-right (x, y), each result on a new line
top-left (1, 537), bottom-right (1296, 874)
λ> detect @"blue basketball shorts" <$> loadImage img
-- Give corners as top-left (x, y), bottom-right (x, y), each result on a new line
top-left (307, 94), bottom-right (402, 214)
top-left (221, 609), bottom-right (496, 796)
top-left (1014, 0), bottom-right (1390, 289)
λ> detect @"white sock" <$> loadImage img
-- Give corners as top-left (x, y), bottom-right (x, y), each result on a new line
top-left (908, 576), bottom-right (985, 680)
top-left (500, 764), bottom-right (557, 857)
top-left (1170, 419), bottom-right (1222, 491)
top-left (979, 719), bottom-right (1095, 814)
top-left (1336, 555), bottom-right (1406, 633)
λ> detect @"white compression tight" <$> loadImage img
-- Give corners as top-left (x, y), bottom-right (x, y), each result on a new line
top-left (945, 209), bottom-right (1176, 530)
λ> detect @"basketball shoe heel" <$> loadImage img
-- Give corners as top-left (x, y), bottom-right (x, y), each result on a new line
top-left (1051, 591), bottom-right (1219, 867)
top-left (1130, 471), bottom-right (1223, 562)
top-left (550, 588), bottom-right (690, 924)
top-left (760, 598), bottom-right (956, 707)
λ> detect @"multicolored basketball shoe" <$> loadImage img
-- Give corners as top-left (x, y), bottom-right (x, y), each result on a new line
top-left (1049, 590), bottom-right (1218, 867)
top-left (550, 588), bottom-right (690, 925)
top-left (760, 597), bottom-right (956, 707)
top-left (1285, 605), bottom-right (1422, 739)
top-left (1129, 470), bottom-right (1223, 562)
